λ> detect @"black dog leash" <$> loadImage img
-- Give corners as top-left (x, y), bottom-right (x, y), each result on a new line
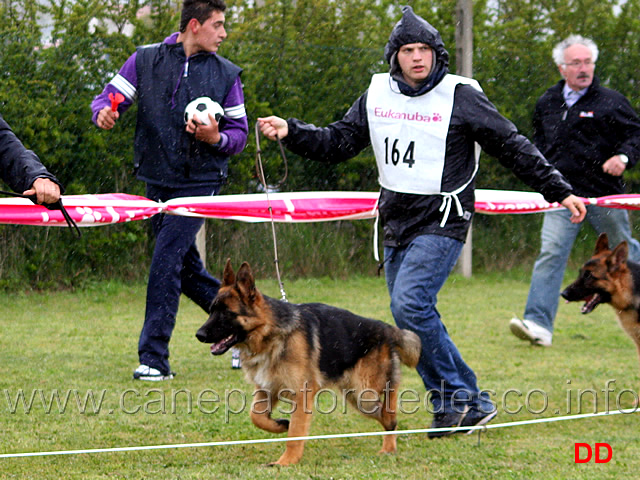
top-left (254, 121), bottom-right (289, 301)
top-left (254, 121), bottom-right (288, 190)
top-left (0, 189), bottom-right (81, 238)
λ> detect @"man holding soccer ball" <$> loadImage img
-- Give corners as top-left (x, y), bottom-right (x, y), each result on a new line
top-left (91, 0), bottom-right (248, 381)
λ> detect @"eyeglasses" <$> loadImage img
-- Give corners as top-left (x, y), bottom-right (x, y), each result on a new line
top-left (563, 60), bottom-right (595, 68)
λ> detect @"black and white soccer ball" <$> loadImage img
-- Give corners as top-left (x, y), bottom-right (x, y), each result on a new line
top-left (184, 97), bottom-right (224, 126)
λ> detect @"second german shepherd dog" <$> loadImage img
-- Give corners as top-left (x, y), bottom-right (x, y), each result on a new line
top-left (562, 232), bottom-right (640, 366)
top-left (196, 260), bottom-right (421, 466)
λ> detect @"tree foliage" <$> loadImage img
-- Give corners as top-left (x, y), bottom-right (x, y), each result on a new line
top-left (475, 0), bottom-right (640, 190)
top-left (1, 0), bottom-right (640, 286)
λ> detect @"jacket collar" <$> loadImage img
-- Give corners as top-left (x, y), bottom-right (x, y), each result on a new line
top-left (163, 31), bottom-right (219, 60)
top-left (555, 75), bottom-right (600, 98)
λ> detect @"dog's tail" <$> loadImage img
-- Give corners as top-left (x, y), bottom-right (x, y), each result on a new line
top-left (395, 329), bottom-right (421, 368)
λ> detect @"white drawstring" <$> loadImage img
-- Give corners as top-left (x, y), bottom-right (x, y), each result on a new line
top-left (438, 192), bottom-right (464, 228)
top-left (371, 194), bottom-right (382, 262)
top-left (373, 211), bottom-right (381, 262)
top-left (438, 143), bottom-right (480, 227)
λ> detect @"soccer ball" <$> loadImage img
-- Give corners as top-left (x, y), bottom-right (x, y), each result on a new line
top-left (184, 97), bottom-right (224, 126)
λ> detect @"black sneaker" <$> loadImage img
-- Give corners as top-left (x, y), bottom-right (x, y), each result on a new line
top-left (459, 406), bottom-right (498, 434)
top-left (428, 408), bottom-right (468, 439)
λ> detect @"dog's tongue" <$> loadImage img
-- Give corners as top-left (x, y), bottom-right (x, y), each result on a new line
top-left (210, 334), bottom-right (236, 355)
top-left (581, 293), bottom-right (601, 314)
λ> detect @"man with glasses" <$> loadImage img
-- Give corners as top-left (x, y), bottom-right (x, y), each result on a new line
top-left (511, 34), bottom-right (640, 347)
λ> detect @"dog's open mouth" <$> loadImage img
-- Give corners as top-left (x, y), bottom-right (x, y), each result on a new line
top-left (581, 293), bottom-right (602, 314)
top-left (210, 334), bottom-right (238, 355)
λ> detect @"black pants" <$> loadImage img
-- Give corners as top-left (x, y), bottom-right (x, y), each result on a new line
top-left (138, 183), bottom-right (221, 375)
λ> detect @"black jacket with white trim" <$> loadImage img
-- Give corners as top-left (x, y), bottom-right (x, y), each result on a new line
top-left (284, 82), bottom-right (574, 247)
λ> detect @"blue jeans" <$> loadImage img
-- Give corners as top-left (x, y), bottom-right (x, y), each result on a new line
top-left (524, 205), bottom-right (640, 332)
top-left (138, 184), bottom-right (222, 375)
top-left (385, 234), bottom-right (494, 414)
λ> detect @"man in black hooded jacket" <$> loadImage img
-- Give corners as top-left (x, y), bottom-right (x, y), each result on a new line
top-left (259, 6), bottom-right (586, 436)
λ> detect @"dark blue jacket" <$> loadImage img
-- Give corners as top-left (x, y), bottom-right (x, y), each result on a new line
top-left (134, 42), bottom-right (242, 187)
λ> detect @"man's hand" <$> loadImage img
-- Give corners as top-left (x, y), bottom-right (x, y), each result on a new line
top-left (185, 113), bottom-right (221, 145)
top-left (602, 155), bottom-right (627, 177)
top-left (24, 178), bottom-right (61, 205)
top-left (96, 106), bottom-right (119, 130)
top-left (258, 116), bottom-right (289, 141)
top-left (560, 194), bottom-right (586, 223)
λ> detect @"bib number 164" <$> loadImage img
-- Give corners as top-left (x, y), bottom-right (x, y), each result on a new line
top-left (384, 138), bottom-right (416, 167)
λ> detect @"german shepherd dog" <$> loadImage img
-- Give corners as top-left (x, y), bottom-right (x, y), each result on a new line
top-left (562, 233), bottom-right (640, 366)
top-left (196, 260), bottom-right (421, 466)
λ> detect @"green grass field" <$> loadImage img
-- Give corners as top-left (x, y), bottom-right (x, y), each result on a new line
top-left (1, 270), bottom-right (639, 479)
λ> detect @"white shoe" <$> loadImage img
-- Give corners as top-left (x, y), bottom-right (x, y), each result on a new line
top-left (509, 317), bottom-right (552, 347)
top-left (133, 364), bottom-right (175, 381)
top-left (231, 347), bottom-right (242, 369)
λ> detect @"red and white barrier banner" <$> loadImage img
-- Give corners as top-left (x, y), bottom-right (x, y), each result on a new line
top-left (163, 191), bottom-right (379, 222)
top-left (474, 191), bottom-right (640, 214)
top-left (474, 190), bottom-right (563, 214)
top-left (2, 190), bottom-right (640, 227)
top-left (594, 194), bottom-right (640, 211)
top-left (0, 194), bottom-right (161, 227)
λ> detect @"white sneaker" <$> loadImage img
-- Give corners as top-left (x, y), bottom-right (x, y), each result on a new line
top-left (133, 364), bottom-right (175, 381)
top-left (509, 317), bottom-right (552, 347)
top-left (231, 347), bottom-right (242, 369)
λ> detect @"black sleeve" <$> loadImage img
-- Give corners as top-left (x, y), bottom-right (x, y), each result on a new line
top-left (0, 114), bottom-right (62, 193)
top-left (611, 94), bottom-right (640, 168)
top-left (282, 91), bottom-right (371, 164)
top-left (455, 84), bottom-right (574, 203)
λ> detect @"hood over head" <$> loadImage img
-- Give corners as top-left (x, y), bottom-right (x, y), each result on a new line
top-left (384, 6), bottom-right (449, 96)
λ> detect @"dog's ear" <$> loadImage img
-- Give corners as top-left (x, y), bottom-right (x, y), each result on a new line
top-left (609, 241), bottom-right (629, 272)
top-left (595, 233), bottom-right (610, 254)
top-left (222, 258), bottom-right (235, 286)
top-left (236, 262), bottom-right (257, 303)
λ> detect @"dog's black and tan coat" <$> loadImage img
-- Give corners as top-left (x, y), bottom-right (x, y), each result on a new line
top-left (196, 260), bottom-right (421, 465)
top-left (562, 232), bottom-right (640, 368)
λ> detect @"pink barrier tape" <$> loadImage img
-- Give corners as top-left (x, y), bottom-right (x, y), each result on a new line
top-left (0, 194), bottom-right (162, 227)
top-left (2, 190), bottom-right (640, 227)
top-left (163, 191), bottom-right (380, 222)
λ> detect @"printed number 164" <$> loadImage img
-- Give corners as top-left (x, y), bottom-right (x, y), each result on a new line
top-left (384, 138), bottom-right (416, 167)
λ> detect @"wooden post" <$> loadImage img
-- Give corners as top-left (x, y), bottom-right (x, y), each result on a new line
top-left (455, 0), bottom-right (473, 278)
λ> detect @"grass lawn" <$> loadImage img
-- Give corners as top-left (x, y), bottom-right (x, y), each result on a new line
top-left (1, 269), bottom-right (639, 478)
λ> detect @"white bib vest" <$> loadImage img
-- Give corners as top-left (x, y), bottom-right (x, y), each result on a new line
top-left (366, 73), bottom-right (482, 226)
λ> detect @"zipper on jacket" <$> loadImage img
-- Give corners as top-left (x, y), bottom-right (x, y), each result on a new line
top-left (170, 59), bottom-right (189, 108)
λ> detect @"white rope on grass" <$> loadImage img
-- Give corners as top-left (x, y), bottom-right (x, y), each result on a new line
top-left (1, 407), bottom-right (638, 459)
